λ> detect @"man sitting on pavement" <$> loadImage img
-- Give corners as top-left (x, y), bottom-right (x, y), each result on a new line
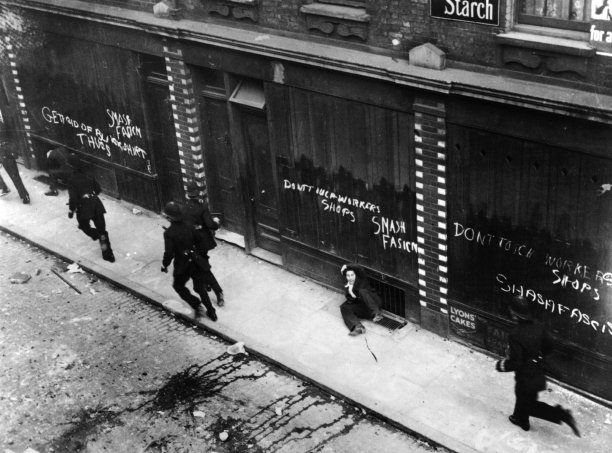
top-left (340, 263), bottom-right (383, 336)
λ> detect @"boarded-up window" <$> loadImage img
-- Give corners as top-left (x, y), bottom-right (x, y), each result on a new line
top-left (18, 32), bottom-right (152, 176)
top-left (448, 124), bottom-right (612, 359)
top-left (269, 84), bottom-right (417, 283)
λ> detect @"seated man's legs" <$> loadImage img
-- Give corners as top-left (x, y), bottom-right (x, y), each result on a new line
top-left (340, 300), bottom-right (372, 333)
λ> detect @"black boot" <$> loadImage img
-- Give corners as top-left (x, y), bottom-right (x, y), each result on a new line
top-left (99, 233), bottom-right (115, 263)
top-left (558, 406), bottom-right (580, 437)
top-left (509, 415), bottom-right (530, 431)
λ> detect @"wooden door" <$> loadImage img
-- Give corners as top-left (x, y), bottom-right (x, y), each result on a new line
top-left (242, 108), bottom-right (280, 254)
top-left (145, 75), bottom-right (184, 207)
top-left (200, 95), bottom-right (244, 234)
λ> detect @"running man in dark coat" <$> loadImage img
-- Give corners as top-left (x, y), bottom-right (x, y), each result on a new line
top-left (0, 113), bottom-right (30, 204)
top-left (182, 182), bottom-right (225, 306)
top-left (496, 295), bottom-right (580, 436)
top-left (161, 201), bottom-right (217, 321)
top-left (340, 263), bottom-right (383, 336)
top-left (67, 154), bottom-right (115, 262)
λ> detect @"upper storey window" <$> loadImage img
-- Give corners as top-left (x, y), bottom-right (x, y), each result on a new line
top-left (518, 0), bottom-right (592, 31)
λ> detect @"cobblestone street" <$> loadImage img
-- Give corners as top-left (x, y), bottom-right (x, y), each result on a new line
top-left (0, 231), bottom-right (445, 453)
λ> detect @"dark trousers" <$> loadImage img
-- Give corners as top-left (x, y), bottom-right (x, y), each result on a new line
top-left (340, 299), bottom-right (374, 331)
top-left (173, 263), bottom-right (215, 312)
top-left (0, 155), bottom-right (29, 199)
top-left (48, 168), bottom-right (69, 191)
top-left (513, 385), bottom-right (564, 426)
top-left (202, 269), bottom-right (223, 298)
top-left (77, 209), bottom-right (106, 240)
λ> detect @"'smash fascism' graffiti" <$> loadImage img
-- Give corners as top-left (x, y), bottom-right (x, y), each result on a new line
top-left (282, 179), bottom-right (419, 254)
top-left (454, 221), bottom-right (612, 337)
top-left (41, 106), bottom-right (148, 165)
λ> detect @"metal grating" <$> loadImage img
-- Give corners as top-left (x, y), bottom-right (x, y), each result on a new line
top-left (369, 277), bottom-right (406, 318)
top-left (374, 313), bottom-right (407, 331)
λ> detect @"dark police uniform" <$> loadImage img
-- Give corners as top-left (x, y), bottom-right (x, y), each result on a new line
top-left (0, 116), bottom-right (30, 203)
top-left (496, 298), bottom-right (580, 436)
top-left (45, 146), bottom-right (72, 195)
top-left (67, 160), bottom-right (114, 262)
top-left (162, 215), bottom-right (216, 321)
top-left (182, 197), bottom-right (224, 305)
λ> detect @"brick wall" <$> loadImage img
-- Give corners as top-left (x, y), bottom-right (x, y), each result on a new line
top-left (413, 96), bottom-right (450, 336)
top-left (259, 0), bottom-right (302, 32)
top-left (32, 1), bottom-right (612, 92)
top-left (0, 5), bottom-right (37, 166)
top-left (162, 42), bottom-right (207, 199)
top-left (369, 0), bottom-right (504, 66)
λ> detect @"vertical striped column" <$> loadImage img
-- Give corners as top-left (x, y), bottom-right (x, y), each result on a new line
top-left (5, 36), bottom-right (35, 163)
top-left (162, 42), bottom-right (206, 200)
top-left (413, 97), bottom-right (449, 336)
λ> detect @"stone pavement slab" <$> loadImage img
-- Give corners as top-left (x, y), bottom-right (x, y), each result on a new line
top-left (1, 167), bottom-right (610, 453)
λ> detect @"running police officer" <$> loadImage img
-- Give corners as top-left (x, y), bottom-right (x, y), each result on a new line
top-left (161, 201), bottom-right (217, 321)
top-left (66, 154), bottom-right (115, 262)
top-left (182, 182), bottom-right (225, 307)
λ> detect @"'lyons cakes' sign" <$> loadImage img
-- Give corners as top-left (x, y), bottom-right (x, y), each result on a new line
top-left (431, 0), bottom-right (499, 26)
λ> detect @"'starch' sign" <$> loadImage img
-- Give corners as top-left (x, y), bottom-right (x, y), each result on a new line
top-left (591, 0), bottom-right (612, 53)
top-left (430, 0), bottom-right (499, 26)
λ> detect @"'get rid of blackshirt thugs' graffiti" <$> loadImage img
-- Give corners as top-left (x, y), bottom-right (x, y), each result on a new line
top-left (41, 106), bottom-right (148, 164)
top-left (282, 179), bottom-right (419, 254)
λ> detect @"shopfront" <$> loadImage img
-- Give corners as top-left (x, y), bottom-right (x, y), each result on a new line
top-left (447, 98), bottom-right (612, 400)
top-left (5, 2), bottom-right (610, 402)
top-left (13, 14), bottom-right (181, 211)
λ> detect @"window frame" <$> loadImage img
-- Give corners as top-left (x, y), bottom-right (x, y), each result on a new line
top-left (516, 0), bottom-right (591, 32)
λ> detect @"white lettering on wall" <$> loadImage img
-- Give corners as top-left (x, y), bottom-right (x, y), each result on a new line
top-left (41, 106), bottom-right (148, 165)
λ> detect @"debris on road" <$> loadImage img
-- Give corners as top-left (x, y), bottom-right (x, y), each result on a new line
top-left (69, 316), bottom-right (93, 323)
top-left (51, 269), bottom-right (81, 294)
top-left (52, 344), bottom-right (79, 370)
top-left (9, 272), bottom-right (31, 284)
top-left (67, 263), bottom-right (85, 274)
top-left (227, 342), bottom-right (246, 355)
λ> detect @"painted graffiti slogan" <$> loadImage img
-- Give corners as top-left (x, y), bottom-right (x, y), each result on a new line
top-left (496, 273), bottom-right (612, 336)
top-left (41, 106), bottom-right (148, 165)
top-left (454, 221), bottom-right (612, 337)
top-left (453, 222), bottom-right (534, 259)
top-left (282, 179), bottom-right (418, 255)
